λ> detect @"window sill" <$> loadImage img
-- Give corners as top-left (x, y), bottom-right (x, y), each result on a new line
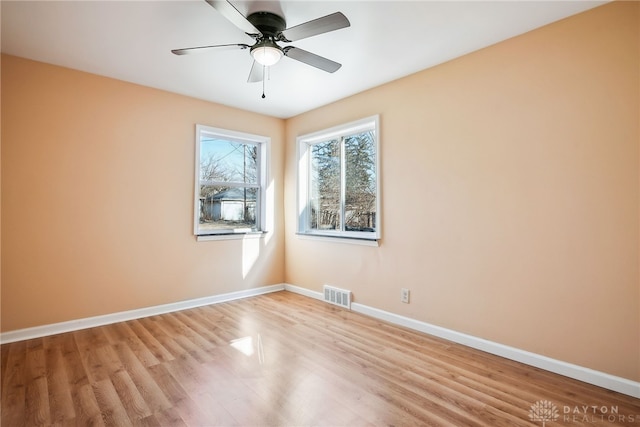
top-left (296, 233), bottom-right (379, 247)
top-left (196, 231), bottom-right (266, 242)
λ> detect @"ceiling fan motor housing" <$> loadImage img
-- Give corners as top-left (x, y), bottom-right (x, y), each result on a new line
top-left (247, 12), bottom-right (286, 38)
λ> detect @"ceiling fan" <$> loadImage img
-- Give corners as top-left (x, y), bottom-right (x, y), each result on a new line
top-left (172, 0), bottom-right (350, 86)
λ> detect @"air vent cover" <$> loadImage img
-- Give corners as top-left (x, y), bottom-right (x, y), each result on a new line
top-left (323, 285), bottom-right (351, 309)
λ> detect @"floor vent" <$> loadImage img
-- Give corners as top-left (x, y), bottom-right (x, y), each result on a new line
top-left (323, 285), bottom-right (351, 309)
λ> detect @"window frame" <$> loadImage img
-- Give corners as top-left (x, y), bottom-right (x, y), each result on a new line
top-left (194, 124), bottom-right (269, 241)
top-left (296, 115), bottom-right (381, 242)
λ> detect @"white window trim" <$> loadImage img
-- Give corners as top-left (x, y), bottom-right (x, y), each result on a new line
top-left (296, 115), bottom-right (381, 243)
top-left (194, 124), bottom-right (269, 241)
top-left (295, 233), bottom-right (380, 247)
top-left (196, 232), bottom-right (265, 242)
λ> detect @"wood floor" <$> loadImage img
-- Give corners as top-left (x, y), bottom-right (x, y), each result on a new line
top-left (2, 291), bottom-right (639, 426)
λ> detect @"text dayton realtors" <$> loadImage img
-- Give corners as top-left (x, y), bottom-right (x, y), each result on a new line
top-left (562, 405), bottom-right (638, 424)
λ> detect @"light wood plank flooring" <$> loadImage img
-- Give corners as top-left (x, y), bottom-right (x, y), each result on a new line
top-left (2, 291), bottom-right (639, 426)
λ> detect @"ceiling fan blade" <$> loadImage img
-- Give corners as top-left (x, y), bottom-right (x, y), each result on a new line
top-left (280, 12), bottom-right (350, 42)
top-left (283, 47), bottom-right (341, 73)
top-left (171, 43), bottom-right (249, 55)
top-left (247, 61), bottom-right (264, 83)
top-left (205, 0), bottom-right (261, 36)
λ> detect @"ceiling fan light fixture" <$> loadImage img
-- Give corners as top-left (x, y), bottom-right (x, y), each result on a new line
top-left (251, 42), bottom-right (283, 66)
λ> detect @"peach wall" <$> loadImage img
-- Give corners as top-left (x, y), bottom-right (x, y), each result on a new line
top-left (1, 55), bottom-right (285, 331)
top-left (284, 2), bottom-right (639, 381)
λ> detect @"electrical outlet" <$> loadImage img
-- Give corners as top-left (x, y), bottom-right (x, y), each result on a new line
top-left (401, 288), bottom-right (410, 304)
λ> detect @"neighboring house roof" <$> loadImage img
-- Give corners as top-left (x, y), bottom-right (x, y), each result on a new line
top-left (209, 188), bottom-right (256, 202)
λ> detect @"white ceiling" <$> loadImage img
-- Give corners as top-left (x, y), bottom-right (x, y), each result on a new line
top-left (2, 1), bottom-right (606, 119)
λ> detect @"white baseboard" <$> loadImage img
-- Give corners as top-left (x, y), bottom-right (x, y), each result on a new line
top-left (283, 283), bottom-right (640, 399)
top-left (284, 283), bottom-right (323, 300)
top-left (0, 284), bottom-right (285, 345)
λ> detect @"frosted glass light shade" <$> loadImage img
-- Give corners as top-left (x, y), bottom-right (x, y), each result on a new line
top-left (251, 45), bottom-right (283, 66)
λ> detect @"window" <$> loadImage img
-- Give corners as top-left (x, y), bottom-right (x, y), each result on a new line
top-left (297, 115), bottom-right (380, 241)
top-left (194, 125), bottom-right (268, 239)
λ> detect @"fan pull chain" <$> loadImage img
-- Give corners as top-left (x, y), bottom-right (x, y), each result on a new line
top-left (262, 64), bottom-right (266, 99)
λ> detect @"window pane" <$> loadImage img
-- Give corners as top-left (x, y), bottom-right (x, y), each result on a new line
top-left (310, 140), bottom-right (341, 230)
top-left (198, 185), bottom-right (257, 233)
top-left (200, 138), bottom-right (258, 184)
top-left (344, 131), bottom-right (377, 232)
top-left (297, 115), bottom-right (379, 240)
